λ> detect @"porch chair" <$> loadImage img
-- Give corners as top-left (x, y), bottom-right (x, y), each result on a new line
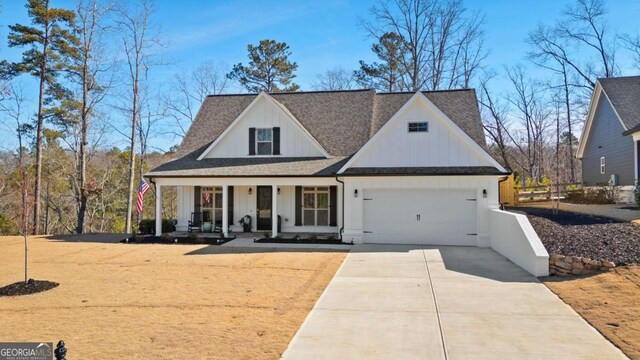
top-left (213, 220), bottom-right (223, 233)
top-left (188, 212), bottom-right (202, 232)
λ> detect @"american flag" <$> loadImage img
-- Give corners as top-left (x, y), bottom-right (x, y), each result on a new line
top-left (137, 179), bottom-right (150, 213)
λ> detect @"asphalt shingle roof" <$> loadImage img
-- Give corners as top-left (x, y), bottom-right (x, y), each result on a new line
top-left (598, 76), bottom-right (640, 133)
top-left (150, 89), bottom-right (494, 178)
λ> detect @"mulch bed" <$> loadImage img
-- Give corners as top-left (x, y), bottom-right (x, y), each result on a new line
top-left (255, 237), bottom-right (349, 245)
top-left (120, 235), bottom-right (235, 245)
top-left (510, 207), bottom-right (640, 265)
top-left (0, 279), bottom-right (59, 297)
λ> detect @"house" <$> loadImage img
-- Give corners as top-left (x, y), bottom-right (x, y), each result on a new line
top-left (577, 76), bottom-right (640, 203)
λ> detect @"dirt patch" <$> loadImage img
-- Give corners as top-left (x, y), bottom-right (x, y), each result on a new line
top-left (0, 235), bottom-right (347, 359)
top-left (0, 279), bottom-right (59, 297)
top-left (510, 207), bottom-right (640, 264)
top-left (544, 266), bottom-right (640, 359)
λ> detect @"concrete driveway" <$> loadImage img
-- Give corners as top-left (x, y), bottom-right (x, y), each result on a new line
top-left (282, 245), bottom-right (627, 359)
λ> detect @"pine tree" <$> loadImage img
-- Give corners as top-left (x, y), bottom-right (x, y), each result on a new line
top-left (227, 40), bottom-right (299, 93)
top-left (354, 32), bottom-right (406, 92)
top-left (0, 0), bottom-right (79, 235)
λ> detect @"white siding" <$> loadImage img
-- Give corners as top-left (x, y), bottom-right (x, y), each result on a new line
top-left (342, 176), bottom-right (500, 245)
top-left (204, 97), bottom-right (325, 158)
top-left (351, 101), bottom-right (492, 168)
top-left (174, 184), bottom-right (340, 233)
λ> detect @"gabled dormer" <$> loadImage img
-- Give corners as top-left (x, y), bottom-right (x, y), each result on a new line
top-left (198, 92), bottom-right (330, 159)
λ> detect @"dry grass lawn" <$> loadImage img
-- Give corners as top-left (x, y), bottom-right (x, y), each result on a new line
top-left (544, 266), bottom-right (640, 360)
top-left (0, 235), bottom-right (346, 359)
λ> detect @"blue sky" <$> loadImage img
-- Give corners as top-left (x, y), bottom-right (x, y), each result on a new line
top-left (1, 0), bottom-right (639, 151)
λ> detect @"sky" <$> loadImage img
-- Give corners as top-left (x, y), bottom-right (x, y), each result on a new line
top-left (1, 0), bottom-right (639, 152)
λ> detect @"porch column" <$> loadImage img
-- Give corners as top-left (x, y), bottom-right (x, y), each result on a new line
top-left (272, 185), bottom-right (278, 237)
top-left (222, 185), bottom-right (229, 237)
top-left (155, 184), bottom-right (162, 236)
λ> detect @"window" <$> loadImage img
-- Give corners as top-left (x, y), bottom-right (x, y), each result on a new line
top-left (600, 157), bottom-right (606, 174)
top-left (408, 122), bottom-right (429, 133)
top-left (256, 128), bottom-right (272, 155)
top-left (201, 187), bottom-right (223, 223)
top-left (302, 187), bottom-right (330, 226)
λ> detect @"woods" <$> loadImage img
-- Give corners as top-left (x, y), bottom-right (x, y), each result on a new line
top-left (0, 0), bottom-right (638, 236)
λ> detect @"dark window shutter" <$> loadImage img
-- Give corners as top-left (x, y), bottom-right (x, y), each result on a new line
top-left (329, 186), bottom-right (337, 226)
top-left (273, 127), bottom-right (280, 155)
top-left (227, 186), bottom-right (234, 226)
top-left (248, 127), bottom-right (256, 155)
top-left (295, 186), bottom-right (302, 226)
top-left (194, 186), bottom-right (201, 213)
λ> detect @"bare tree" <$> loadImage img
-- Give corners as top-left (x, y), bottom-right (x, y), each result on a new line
top-left (116, 0), bottom-right (161, 234)
top-left (504, 66), bottom-right (552, 182)
top-left (311, 66), bottom-right (355, 91)
top-left (164, 61), bottom-right (229, 139)
top-left (528, 25), bottom-right (577, 182)
top-left (361, 0), bottom-right (487, 90)
top-left (620, 33), bottom-right (640, 70)
top-left (67, 0), bottom-right (113, 234)
top-left (0, 81), bottom-right (32, 282)
top-left (477, 73), bottom-right (512, 170)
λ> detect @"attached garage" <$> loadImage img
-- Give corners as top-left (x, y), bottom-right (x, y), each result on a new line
top-left (362, 189), bottom-right (478, 245)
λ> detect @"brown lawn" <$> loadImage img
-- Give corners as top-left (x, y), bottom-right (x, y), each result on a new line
top-left (0, 235), bottom-right (346, 359)
top-left (544, 266), bottom-right (640, 360)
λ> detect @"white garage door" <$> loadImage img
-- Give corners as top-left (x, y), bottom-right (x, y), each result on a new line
top-left (363, 189), bottom-right (477, 245)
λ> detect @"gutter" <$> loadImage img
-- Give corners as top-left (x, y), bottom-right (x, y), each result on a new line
top-left (335, 176), bottom-right (345, 241)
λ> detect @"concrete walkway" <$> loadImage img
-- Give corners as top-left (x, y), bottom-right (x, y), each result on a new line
top-left (282, 245), bottom-right (627, 360)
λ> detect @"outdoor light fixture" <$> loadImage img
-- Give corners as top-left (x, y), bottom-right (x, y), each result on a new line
top-left (278, 187), bottom-right (281, 194)
top-left (483, 189), bottom-right (487, 198)
top-left (354, 189), bottom-right (358, 198)
top-left (248, 187), bottom-right (252, 195)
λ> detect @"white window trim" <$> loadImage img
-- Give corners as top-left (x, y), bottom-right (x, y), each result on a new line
top-left (600, 156), bottom-right (606, 174)
top-left (408, 121), bottom-right (429, 133)
top-left (302, 187), bottom-right (330, 226)
top-left (256, 128), bottom-right (273, 155)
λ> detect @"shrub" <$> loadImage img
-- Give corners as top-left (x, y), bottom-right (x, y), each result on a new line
top-left (566, 186), bottom-right (617, 204)
top-left (309, 234), bottom-right (317, 241)
top-left (137, 219), bottom-right (176, 234)
top-left (635, 188), bottom-right (640, 207)
top-left (263, 231), bottom-right (271, 238)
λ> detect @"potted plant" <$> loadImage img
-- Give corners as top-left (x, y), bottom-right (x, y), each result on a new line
top-left (238, 215), bottom-right (252, 232)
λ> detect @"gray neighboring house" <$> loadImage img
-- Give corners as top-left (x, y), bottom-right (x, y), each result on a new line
top-left (577, 76), bottom-right (640, 203)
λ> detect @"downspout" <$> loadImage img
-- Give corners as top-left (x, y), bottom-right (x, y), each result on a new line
top-left (335, 176), bottom-right (345, 241)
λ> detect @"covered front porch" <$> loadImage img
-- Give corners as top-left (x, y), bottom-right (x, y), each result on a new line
top-left (153, 178), bottom-right (342, 238)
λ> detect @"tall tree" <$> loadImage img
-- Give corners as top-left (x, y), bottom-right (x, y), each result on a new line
top-left (311, 66), bottom-right (355, 91)
top-left (227, 39), bottom-right (299, 93)
top-left (355, 32), bottom-right (406, 92)
top-left (477, 73), bottom-right (512, 170)
top-left (66, 0), bottom-right (112, 234)
top-left (164, 61), bottom-right (229, 139)
top-left (361, 0), bottom-right (486, 91)
top-left (116, 0), bottom-right (160, 234)
top-left (0, 0), bottom-right (79, 234)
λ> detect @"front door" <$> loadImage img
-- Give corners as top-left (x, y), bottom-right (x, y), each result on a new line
top-left (256, 186), bottom-right (272, 231)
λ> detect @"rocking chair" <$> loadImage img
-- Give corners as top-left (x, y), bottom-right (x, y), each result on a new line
top-left (188, 212), bottom-right (202, 232)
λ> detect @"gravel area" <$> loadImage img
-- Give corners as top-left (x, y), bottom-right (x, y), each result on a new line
top-left (510, 207), bottom-right (640, 265)
top-left (0, 279), bottom-right (59, 297)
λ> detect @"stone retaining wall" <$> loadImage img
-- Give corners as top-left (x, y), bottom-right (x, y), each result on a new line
top-left (549, 254), bottom-right (616, 275)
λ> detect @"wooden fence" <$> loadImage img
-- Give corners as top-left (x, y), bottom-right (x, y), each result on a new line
top-left (499, 174), bottom-right (582, 205)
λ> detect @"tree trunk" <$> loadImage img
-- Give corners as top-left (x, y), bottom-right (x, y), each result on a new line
top-left (32, 0), bottom-right (51, 235)
top-left (76, 53), bottom-right (89, 234)
top-left (563, 69), bottom-right (576, 183)
top-left (124, 81), bottom-right (138, 234)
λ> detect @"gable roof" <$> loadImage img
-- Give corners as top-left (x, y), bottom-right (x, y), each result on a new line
top-left (337, 91), bottom-right (506, 173)
top-left (577, 76), bottom-right (640, 158)
top-left (598, 76), bottom-right (640, 133)
top-left (175, 88), bottom-right (486, 159)
top-left (196, 92), bottom-right (330, 160)
top-left (151, 88), bottom-right (496, 178)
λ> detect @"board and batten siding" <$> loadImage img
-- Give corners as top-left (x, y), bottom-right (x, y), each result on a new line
top-left (350, 100), bottom-right (493, 168)
top-left (582, 95), bottom-right (635, 186)
top-left (175, 185), bottom-right (340, 233)
top-left (203, 96), bottom-right (325, 158)
top-left (341, 176), bottom-right (500, 245)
